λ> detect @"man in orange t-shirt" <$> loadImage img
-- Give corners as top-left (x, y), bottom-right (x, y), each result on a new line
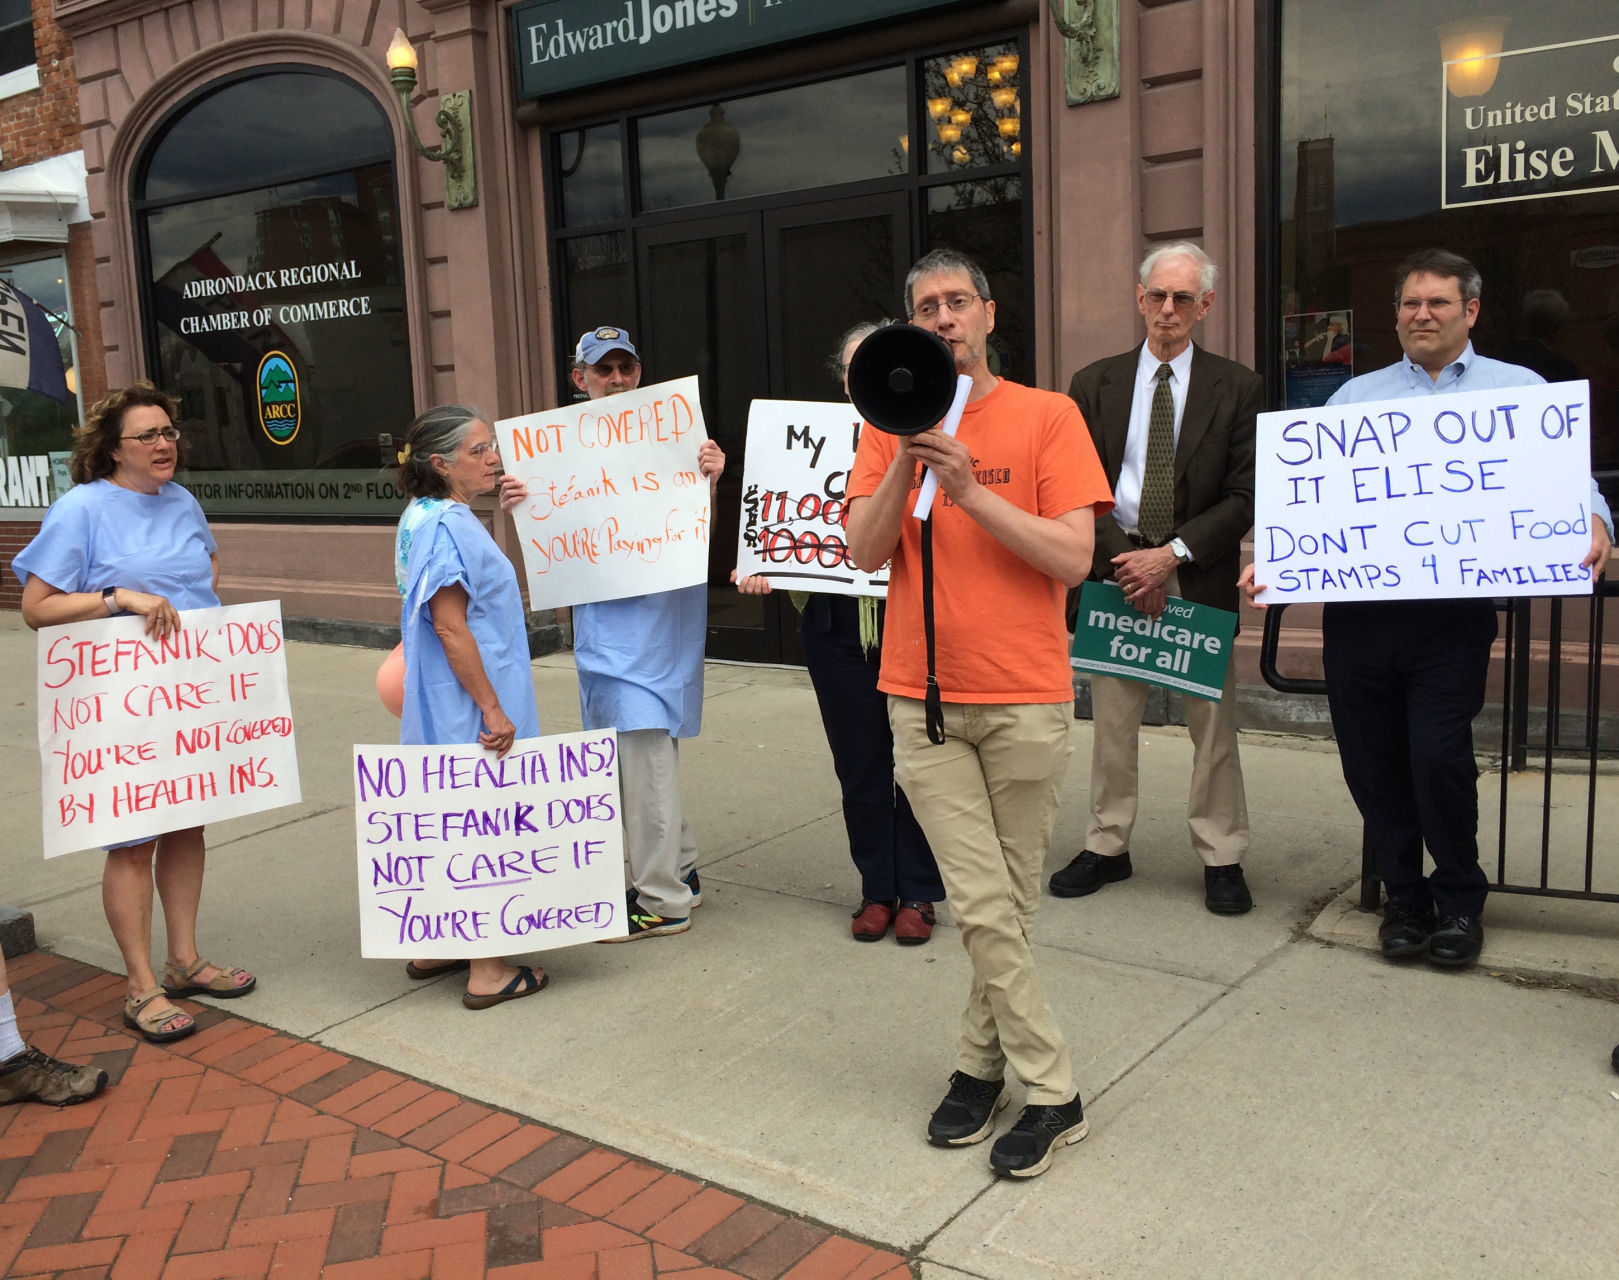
top-left (847, 249), bottom-right (1113, 1180)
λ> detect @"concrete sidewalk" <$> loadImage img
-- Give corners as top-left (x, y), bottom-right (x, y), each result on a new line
top-left (5, 613), bottom-right (1619, 1279)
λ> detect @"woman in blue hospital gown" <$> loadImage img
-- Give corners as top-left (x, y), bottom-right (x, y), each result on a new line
top-left (393, 404), bottom-right (547, 1010)
top-left (13, 381), bottom-right (255, 1046)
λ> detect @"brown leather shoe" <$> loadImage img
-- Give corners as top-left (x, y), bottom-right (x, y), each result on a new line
top-left (894, 901), bottom-right (936, 946)
top-left (851, 899), bottom-right (896, 941)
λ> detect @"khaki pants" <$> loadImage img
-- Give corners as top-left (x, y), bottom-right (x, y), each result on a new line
top-left (890, 697), bottom-right (1075, 1104)
top-left (1086, 580), bottom-right (1248, 865)
top-left (619, 729), bottom-right (698, 919)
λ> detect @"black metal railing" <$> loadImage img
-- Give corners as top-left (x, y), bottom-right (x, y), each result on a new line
top-left (1257, 585), bottom-right (1617, 911)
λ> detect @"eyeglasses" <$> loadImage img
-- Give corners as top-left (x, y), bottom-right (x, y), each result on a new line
top-left (1398, 297), bottom-right (1463, 315)
top-left (465, 441), bottom-right (498, 459)
top-left (121, 426), bottom-right (181, 445)
top-left (910, 293), bottom-right (981, 321)
top-left (1142, 290), bottom-right (1205, 311)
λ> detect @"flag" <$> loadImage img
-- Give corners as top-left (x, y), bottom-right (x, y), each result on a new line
top-left (0, 278), bottom-right (69, 403)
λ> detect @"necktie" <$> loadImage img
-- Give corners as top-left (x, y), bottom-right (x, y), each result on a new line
top-left (1138, 362), bottom-right (1175, 545)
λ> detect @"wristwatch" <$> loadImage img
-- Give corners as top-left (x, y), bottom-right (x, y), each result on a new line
top-left (1168, 537), bottom-right (1192, 564)
top-left (102, 586), bottom-right (120, 614)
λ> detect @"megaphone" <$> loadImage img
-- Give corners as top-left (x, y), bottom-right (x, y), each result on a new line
top-left (846, 324), bottom-right (958, 435)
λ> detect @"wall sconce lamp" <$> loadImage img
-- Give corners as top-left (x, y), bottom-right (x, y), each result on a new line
top-left (386, 29), bottom-right (478, 210)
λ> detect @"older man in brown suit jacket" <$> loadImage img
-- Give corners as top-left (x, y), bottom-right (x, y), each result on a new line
top-left (1052, 242), bottom-right (1261, 915)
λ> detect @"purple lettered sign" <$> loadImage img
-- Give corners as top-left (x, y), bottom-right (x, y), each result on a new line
top-left (353, 730), bottom-right (626, 957)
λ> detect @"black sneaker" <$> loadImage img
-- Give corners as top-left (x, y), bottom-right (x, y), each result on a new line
top-left (1428, 915), bottom-right (1483, 968)
top-left (1049, 850), bottom-right (1132, 898)
top-left (683, 869), bottom-right (703, 909)
top-left (989, 1095), bottom-right (1088, 1178)
top-left (927, 1071), bottom-right (1007, 1147)
top-left (0, 1046), bottom-right (109, 1107)
top-left (598, 892), bottom-right (690, 942)
top-left (1378, 901), bottom-right (1436, 959)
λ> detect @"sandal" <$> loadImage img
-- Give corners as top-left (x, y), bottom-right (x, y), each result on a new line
top-left (123, 988), bottom-right (197, 1044)
top-left (405, 958), bottom-right (472, 981)
top-left (162, 956), bottom-right (257, 1000)
top-left (462, 965), bottom-right (548, 1010)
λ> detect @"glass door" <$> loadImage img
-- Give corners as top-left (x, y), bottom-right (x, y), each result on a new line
top-left (637, 195), bottom-right (909, 662)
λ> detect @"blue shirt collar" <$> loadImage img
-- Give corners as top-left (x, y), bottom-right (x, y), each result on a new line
top-left (1399, 340), bottom-right (1476, 389)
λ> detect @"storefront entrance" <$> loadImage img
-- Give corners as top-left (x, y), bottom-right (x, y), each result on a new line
top-left (637, 193), bottom-right (911, 660)
top-left (550, 39), bottom-right (1028, 662)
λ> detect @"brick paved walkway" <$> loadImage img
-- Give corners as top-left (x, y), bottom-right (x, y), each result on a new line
top-left (0, 952), bottom-right (913, 1280)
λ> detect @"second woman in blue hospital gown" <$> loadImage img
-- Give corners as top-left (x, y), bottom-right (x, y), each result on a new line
top-left (393, 404), bottom-right (547, 1010)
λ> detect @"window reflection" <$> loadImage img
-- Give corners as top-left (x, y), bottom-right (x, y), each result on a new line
top-left (1278, 0), bottom-right (1619, 466)
top-left (143, 73), bottom-right (393, 202)
top-left (561, 233), bottom-right (632, 398)
top-left (139, 71), bottom-right (413, 517)
top-left (927, 178), bottom-right (1024, 380)
top-left (555, 123), bottom-right (625, 227)
top-left (637, 69), bottom-right (907, 211)
top-left (0, 255), bottom-right (78, 500)
top-left (922, 43), bottom-right (1021, 174)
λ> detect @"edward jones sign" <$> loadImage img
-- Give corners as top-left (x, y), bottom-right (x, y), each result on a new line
top-left (511, 0), bottom-right (980, 100)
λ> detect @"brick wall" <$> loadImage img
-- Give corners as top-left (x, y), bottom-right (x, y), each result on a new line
top-left (0, 0), bottom-right (79, 170)
top-left (0, 520), bottom-right (42, 609)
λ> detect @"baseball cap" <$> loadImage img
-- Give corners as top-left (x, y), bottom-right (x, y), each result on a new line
top-left (575, 326), bottom-right (639, 365)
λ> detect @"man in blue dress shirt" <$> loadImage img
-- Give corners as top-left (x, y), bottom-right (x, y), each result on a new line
top-left (566, 326), bottom-right (725, 940)
top-left (1319, 249), bottom-right (1611, 967)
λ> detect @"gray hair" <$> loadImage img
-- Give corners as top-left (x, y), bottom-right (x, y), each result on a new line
top-left (827, 319), bottom-right (892, 381)
top-left (1139, 241), bottom-right (1218, 294)
top-left (1393, 249), bottom-right (1482, 307)
top-left (397, 403), bottom-right (484, 499)
top-left (904, 249), bottom-right (992, 318)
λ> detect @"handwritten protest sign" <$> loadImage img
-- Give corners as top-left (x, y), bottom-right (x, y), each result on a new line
top-left (1070, 581), bottom-right (1235, 700)
top-left (353, 731), bottom-right (627, 957)
top-left (733, 399), bottom-right (886, 596)
top-left (498, 377), bottom-right (712, 610)
top-left (37, 601), bottom-right (301, 858)
top-left (1254, 380), bottom-right (1595, 604)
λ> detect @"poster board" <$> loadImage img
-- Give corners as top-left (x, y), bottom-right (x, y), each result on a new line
top-left (1070, 581), bottom-right (1235, 701)
top-left (38, 601), bottom-right (301, 857)
top-left (353, 731), bottom-right (627, 957)
top-left (733, 399), bottom-right (886, 595)
top-left (1253, 380), bottom-right (1595, 604)
top-left (498, 377), bottom-right (713, 610)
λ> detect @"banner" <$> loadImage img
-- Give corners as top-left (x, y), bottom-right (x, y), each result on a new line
top-left (733, 399), bottom-right (886, 596)
top-left (1070, 581), bottom-right (1235, 701)
top-left (510, 0), bottom-right (981, 100)
top-left (37, 601), bottom-right (301, 858)
top-left (498, 377), bottom-right (713, 611)
top-left (353, 732), bottom-right (627, 957)
top-left (1253, 380), bottom-right (1595, 604)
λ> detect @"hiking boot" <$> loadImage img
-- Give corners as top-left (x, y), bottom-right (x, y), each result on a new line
top-left (0, 1046), bottom-right (109, 1107)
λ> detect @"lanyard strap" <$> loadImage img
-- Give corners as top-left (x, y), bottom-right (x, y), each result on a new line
top-left (920, 515), bottom-right (944, 745)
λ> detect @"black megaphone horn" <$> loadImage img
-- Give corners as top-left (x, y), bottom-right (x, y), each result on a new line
top-left (846, 323), bottom-right (958, 436)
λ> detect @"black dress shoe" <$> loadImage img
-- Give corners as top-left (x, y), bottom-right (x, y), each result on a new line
top-left (1049, 850), bottom-right (1131, 898)
top-left (1428, 915), bottom-right (1483, 968)
top-left (1378, 901), bottom-right (1436, 959)
top-left (1203, 864), bottom-right (1252, 915)
top-left (1611, 1042), bottom-right (1618, 1076)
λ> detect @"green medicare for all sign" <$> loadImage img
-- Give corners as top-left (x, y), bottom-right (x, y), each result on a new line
top-left (1070, 580), bottom-right (1237, 702)
top-left (511, 0), bottom-right (984, 101)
